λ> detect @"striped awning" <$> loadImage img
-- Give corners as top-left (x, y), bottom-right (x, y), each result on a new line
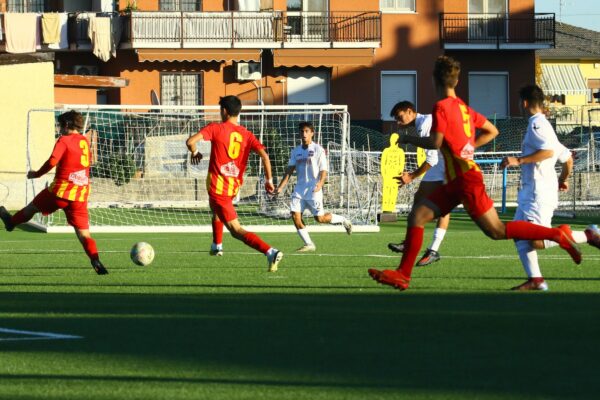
top-left (137, 49), bottom-right (262, 63)
top-left (541, 64), bottom-right (588, 96)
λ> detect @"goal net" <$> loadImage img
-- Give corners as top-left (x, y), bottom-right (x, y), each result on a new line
top-left (25, 105), bottom-right (379, 233)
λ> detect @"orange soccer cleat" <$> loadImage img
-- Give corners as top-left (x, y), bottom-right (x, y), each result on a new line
top-left (557, 224), bottom-right (582, 265)
top-left (368, 268), bottom-right (410, 290)
top-left (511, 278), bottom-right (548, 291)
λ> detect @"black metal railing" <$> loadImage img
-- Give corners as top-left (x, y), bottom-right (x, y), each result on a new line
top-left (440, 13), bottom-right (555, 48)
top-left (127, 10), bottom-right (381, 46)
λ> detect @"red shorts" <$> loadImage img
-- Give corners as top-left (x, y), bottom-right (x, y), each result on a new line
top-left (209, 195), bottom-right (238, 223)
top-left (425, 169), bottom-right (494, 220)
top-left (32, 188), bottom-right (90, 229)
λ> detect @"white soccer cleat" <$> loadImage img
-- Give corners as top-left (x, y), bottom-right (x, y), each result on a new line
top-left (296, 244), bottom-right (316, 253)
top-left (343, 219), bottom-right (353, 235)
top-left (267, 250), bottom-right (283, 272)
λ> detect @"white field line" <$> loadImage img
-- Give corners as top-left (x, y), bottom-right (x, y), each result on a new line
top-left (0, 327), bottom-right (83, 342)
top-left (1, 249), bottom-right (598, 261)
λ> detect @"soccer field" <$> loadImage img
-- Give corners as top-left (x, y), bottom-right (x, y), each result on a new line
top-left (1, 214), bottom-right (600, 400)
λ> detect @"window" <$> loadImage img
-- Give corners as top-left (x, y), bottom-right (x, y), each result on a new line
top-left (468, 72), bottom-right (509, 118)
top-left (287, 70), bottom-right (330, 105)
top-left (160, 73), bottom-right (203, 107)
top-left (160, 0), bottom-right (201, 11)
top-left (7, 0), bottom-right (47, 12)
top-left (588, 79), bottom-right (600, 103)
top-left (380, 0), bottom-right (415, 12)
top-left (380, 71), bottom-right (416, 121)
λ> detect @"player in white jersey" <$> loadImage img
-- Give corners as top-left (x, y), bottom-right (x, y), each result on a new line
top-left (501, 85), bottom-right (600, 291)
top-left (387, 101), bottom-right (450, 266)
top-left (274, 122), bottom-right (352, 252)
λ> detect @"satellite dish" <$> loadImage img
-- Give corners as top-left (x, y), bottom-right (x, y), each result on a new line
top-left (150, 89), bottom-right (160, 106)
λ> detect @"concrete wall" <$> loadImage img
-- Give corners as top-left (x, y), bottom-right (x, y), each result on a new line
top-left (0, 61), bottom-right (55, 209)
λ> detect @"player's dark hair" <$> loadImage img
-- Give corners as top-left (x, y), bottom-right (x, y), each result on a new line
top-left (299, 122), bottom-right (314, 132)
top-left (58, 110), bottom-right (84, 132)
top-left (219, 96), bottom-right (242, 116)
top-left (433, 56), bottom-right (460, 88)
top-left (390, 101), bottom-right (416, 118)
top-left (519, 84), bottom-right (545, 108)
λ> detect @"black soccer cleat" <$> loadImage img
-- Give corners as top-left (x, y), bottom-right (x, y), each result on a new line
top-left (91, 259), bottom-right (109, 275)
top-left (0, 206), bottom-right (14, 232)
top-left (416, 249), bottom-right (441, 267)
top-left (387, 241), bottom-right (405, 253)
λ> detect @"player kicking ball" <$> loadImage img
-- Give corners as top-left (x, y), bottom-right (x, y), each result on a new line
top-left (387, 101), bottom-right (449, 266)
top-left (501, 84), bottom-right (600, 291)
top-left (368, 56), bottom-right (582, 291)
top-left (274, 122), bottom-right (352, 252)
top-left (0, 110), bottom-right (108, 275)
top-left (186, 96), bottom-right (283, 272)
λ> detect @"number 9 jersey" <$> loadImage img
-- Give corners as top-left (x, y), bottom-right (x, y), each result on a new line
top-left (199, 121), bottom-right (265, 198)
top-left (48, 134), bottom-right (91, 202)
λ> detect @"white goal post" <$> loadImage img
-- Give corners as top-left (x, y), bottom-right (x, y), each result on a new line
top-left (26, 104), bottom-right (380, 233)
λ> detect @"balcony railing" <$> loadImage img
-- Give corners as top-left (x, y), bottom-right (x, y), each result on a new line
top-left (440, 13), bottom-right (555, 49)
top-left (125, 11), bottom-right (381, 48)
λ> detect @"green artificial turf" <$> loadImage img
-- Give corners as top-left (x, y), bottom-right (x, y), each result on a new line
top-left (1, 214), bottom-right (599, 399)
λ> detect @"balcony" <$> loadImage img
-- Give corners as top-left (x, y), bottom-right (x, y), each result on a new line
top-left (440, 13), bottom-right (555, 50)
top-left (122, 11), bottom-right (381, 49)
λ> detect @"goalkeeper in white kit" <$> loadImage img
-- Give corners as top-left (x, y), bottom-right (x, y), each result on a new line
top-left (274, 122), bottom-right (352, 252)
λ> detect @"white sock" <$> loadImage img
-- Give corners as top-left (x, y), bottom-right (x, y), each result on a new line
top-left (516, 240), bottom-right (542, 278)
top-left (212, 242), bottom-right (222, 250)
top-left (429, 228), bottom-right (447, 252)
top-left (297, 228), bottom-right (313, 245)
top-left (330, 214), bottom-right (345, 224)
top-left (544, 230), bottom-right (588, 248)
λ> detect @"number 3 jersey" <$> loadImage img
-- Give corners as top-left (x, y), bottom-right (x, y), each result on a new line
top-left (288, 142), bottom-right (328, 198)
top-left (48, 133), bottom-right (91, 202)
top-left (199, 121), bottom-right (265, 198)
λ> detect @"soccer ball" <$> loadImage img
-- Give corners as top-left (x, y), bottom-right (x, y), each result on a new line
top-left (130, 242), bottom-right (155, 266)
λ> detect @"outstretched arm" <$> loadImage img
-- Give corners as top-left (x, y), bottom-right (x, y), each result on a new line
top-left (28, 157), bottom-right (58, 179)
top-left (400, 131), bottom-right (443, 149)
top-left (257, 148), bottom-right (274, 193)
top-left (500, 149), bottom-right (554, 170)
top-left (275, 165), bottom-right (295, 195)
top-left (186, 132), bottom-right (205, 165)
top-left (558, 156), bottom-right (573, 192)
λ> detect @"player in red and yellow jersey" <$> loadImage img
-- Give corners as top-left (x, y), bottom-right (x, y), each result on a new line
top-left (186, 96), bottom-right (283, 272)
top-left (368, 56), bottom-right (581, 290)
top-left (0, 110), bottom-right (108, 275)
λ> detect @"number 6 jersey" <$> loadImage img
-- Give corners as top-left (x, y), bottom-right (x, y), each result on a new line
top-left (199, 121), bottom-right (265, 198)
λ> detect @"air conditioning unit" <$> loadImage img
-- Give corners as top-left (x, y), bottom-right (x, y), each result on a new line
top-left (73, 65), bottom-right (99, 76)
top-left (236, 62), bottom-right (261, 81)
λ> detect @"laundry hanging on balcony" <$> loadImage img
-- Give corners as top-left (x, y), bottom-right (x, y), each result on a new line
top-left (88, 16), bottom-right (112, 62)
top-left (48, 13), bottom-right (69, 50)
top-left (4, 13), bottom-right (37, 54)
top-left (42, 13), bottom-right (61, 44)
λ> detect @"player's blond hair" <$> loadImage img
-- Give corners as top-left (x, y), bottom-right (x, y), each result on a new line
top-left (433, 56), bottom-right (460, 89)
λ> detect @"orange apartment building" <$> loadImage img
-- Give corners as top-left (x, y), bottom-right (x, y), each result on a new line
top-left (0, 0), bottom-right (554, 130)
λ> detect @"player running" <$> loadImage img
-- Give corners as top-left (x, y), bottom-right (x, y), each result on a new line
top-left (0, 110), bottom-right (108, 275)
top-left (368, 56), bottom-right (582, 291)
top-left (186, 95), bottom-right (283, 272)
top-left (273, 122), bottom-right (352, 253)
top-left (501, 84), bottom-right (600, 291)
top-left (387, 101), bottom-right (449, 266)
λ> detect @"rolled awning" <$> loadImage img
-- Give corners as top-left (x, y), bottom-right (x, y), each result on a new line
top-left (273, 48), bottom-right (374, 67)
top-left (137, 49), bottom-right (262, 63)
top-left (541, 64), bottom-right (588, 95)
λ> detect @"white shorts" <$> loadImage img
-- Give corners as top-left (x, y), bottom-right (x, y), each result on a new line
top-left (290, 190), bottom-right (324, 216)
top-left (514, 202), bottom-right (555, 227)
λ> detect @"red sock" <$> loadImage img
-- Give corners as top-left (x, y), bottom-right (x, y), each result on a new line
top-left (81, 237), bottom-right (99, 261)
top-left (11, 210), bottom-right (32, 226)
top-left (212, 219), bottom-right (223, 245)
top-left (242, 232), bottom-right (271, 254)
top-left (505, 221), bottom-right (560, 242)
top-left (397, 226), bottom-right (424, 279)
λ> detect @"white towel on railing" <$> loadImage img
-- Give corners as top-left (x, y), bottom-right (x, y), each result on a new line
top-left (4, 13), bottom-right (37, 53)
top-left (236, 0), bottom-right (260, 11)
top-left (185, 12), bottom-right (231, 42)
top-left (48, 13), bottom-right (69, 49)
top-left (88, 16), bottom-right (112, 61)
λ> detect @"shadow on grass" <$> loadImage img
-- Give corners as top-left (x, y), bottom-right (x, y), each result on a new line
top-left (1, 292), bottom-right (599, 398)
